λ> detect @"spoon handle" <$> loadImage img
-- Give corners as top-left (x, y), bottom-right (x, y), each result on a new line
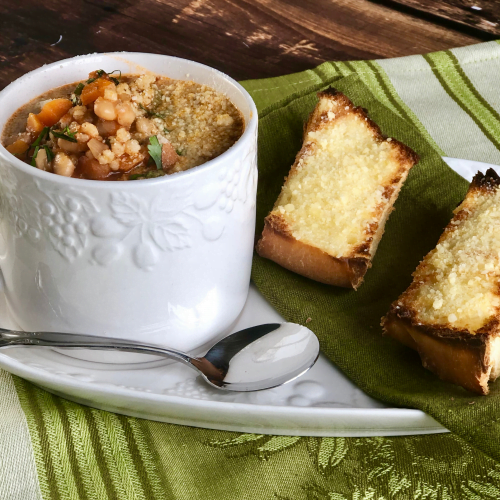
top-left (0, 328), bottom-right (193, 365)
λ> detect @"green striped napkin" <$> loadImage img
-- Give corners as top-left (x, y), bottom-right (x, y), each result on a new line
top-left (3, 41), bottom-right (500, 500)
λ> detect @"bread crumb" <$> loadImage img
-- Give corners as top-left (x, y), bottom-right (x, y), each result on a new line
top-left (216, 114), bottom-right (234, 126)
top-left (433, 298), bottom-right (443, 310)
top-left (305, 317), bottom-right (312, 323)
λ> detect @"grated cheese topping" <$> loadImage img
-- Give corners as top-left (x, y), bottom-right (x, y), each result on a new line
top-left (408, 188), bottom-right (500, 332)
top-left (273, 103), bottom-right (403, 257)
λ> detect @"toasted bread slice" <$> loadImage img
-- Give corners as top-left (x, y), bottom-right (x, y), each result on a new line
top-left (256, 89), bottom-right (419, 289)
top-left (382, 169), bottom-right (500, 394)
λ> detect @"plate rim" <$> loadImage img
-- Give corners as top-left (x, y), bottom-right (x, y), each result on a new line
top-left (0, 350), bottom-right (447, 436)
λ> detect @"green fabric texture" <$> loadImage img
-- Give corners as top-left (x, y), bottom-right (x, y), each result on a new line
top-left (144, 423), bottom-right (500, 499)
top-left (13, 373), bottom-right (500, 500)
top-left (6, 42), bottom-right (500, 499)
top-left (250, 72), bottom-right (500, 464)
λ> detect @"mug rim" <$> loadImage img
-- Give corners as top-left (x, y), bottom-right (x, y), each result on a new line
top-left (0, 51), bottom-right (258, 190)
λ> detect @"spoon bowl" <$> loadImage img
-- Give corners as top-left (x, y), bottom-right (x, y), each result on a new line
top-left (0, 323), bottom-right (320, 392)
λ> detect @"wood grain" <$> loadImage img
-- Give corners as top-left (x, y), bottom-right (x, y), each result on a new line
top-left (374, 0), bottom-right (500, 36)
top-left (0, 0), bottom-right (489, 89)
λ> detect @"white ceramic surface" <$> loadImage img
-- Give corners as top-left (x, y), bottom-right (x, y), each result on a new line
top-left (0, 53), bottom-right (258, 359)
top-left (0, 283), bottom-right (446, 437)
top-left (442, 156), bottom-right (489, 182)
top-left (0, 159), bottom-right (488, 436)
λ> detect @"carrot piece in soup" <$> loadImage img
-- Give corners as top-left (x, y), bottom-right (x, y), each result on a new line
top-left (81, 78), bottom-right (114, 106)
top-left (27, 113), bottom-right (45, 134)
top-left (6, 140), bottom-right (29, 156)
top-left (37, 99), bottom-right (73, 127)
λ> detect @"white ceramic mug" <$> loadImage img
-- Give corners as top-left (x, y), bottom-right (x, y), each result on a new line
top-left (0, 52), bottom-right (258, 360)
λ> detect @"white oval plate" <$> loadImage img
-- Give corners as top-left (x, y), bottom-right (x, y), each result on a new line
top-left (0, 158), bottom-right (488, 437)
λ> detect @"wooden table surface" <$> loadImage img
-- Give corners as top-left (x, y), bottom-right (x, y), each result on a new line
top-left (0, 0), bottom-right (497, 89)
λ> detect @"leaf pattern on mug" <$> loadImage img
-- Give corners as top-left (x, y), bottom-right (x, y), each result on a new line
top-left (109, 192), bottom-right (144, 226)
top-left (149, 222), bottom-right (191, 251)
top-left (88, 149), bottom-right (257, 270)
top-left (91, 191), bottom-right (194, 270)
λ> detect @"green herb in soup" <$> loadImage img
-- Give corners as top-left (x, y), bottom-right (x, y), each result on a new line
top-left (2, 70), bottom-right (244, 180)
top-left (147, 135), bottom-right (162, 170)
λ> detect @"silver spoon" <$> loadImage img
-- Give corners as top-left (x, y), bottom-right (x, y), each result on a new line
top-left (0, 323), bottom-right (320, 392)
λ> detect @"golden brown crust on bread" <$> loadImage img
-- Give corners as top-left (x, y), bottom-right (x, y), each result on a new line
top-left (383, 309), bottom-right (491, 394)
top-left (256, 88), bottom-right (418, 289)
top-left (313, 89), bottom-right (419, 168)
top-left (382, 169), bottom-right (500, 394)
top-left (470, 167), bottom-right (500, 191)
top-left (257, 214), bottom-right (369, 288)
